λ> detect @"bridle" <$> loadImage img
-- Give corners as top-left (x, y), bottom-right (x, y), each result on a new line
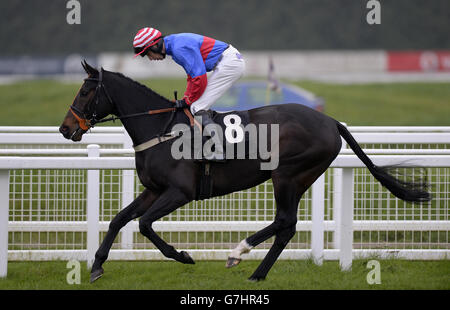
top-left (69, 69), bottom-right (176, 132)
top-left (69, 69), bottom-right (115, 131)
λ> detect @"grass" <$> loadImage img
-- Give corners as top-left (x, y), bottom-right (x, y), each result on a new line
top-left (0, 78), bottom-right (449, 126)
top-left (293, 81), bottom-right (450, 126)
top-left (0, 259), bottom-right (449, 290)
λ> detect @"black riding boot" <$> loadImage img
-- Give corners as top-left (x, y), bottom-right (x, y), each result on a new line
top-left (194, 110), bottom-right (225, 162)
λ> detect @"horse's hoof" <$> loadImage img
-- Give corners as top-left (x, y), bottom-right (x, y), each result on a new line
top-left (248, 275), bottom-right (265, 282)
top-left (226, 257), bottom-right (241, 268)
top-left (90, 268), bottom-right (104, 283)
top-left (180, 251), bottom-right (195, 264)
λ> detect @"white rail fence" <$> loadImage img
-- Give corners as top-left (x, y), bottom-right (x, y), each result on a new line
top-left (0, 126), bottom-right (449, 277)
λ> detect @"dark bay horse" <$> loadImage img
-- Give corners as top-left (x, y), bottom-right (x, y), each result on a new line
top-left (59, 61), bottom-right (431, 283)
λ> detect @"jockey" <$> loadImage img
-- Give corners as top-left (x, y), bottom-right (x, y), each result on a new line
top-left (133, 27), bottom-right (246, 161)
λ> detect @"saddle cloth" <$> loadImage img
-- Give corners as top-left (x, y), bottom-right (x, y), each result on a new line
top-left (180, 109), bottom-right (253, 161)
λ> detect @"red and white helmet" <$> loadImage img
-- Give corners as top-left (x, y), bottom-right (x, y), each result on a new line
top-left (133, 27), bottom-right (162, 57)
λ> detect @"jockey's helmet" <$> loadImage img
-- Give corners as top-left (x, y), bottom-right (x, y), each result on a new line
top-left (133, 27), bottom-right (164, 57)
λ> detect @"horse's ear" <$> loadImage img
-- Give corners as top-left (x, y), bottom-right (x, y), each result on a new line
top-left (81, 59), bottom-right (98, 76)
top-left (81, 59), bottom-right (88, 73)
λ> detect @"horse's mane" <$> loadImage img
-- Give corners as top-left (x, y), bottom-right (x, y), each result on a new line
top-left (107, 70), bottom-right (172, 103)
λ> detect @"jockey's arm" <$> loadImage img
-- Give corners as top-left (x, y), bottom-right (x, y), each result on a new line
top-left (175, 46), bottom-right (208, 105)
top-left (184, 73), bottom-right (207, 105)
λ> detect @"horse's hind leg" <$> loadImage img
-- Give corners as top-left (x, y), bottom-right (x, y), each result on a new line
top-left (248, 179), bottom-right (303, 281)
top-left (249, 157), bottom-right (339, 280)
top-left (138, 187), bottom-right (195, 264)
top-left (249, 224), bottom-right (298, 281)
top-left (90, 189), bottom-right (159, 283)
top-left (226, 180), bottom-right (301, 269)
top-left (226, 221), bottom-right (277, 268)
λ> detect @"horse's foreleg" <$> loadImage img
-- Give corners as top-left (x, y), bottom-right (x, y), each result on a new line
top-left (90, 189), bottom-right (158, 283)
top-left (138, 187), bottom-right (195, 264)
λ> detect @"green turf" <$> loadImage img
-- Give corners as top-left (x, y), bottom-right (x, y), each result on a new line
top-left (293, 81), bottom-right (450, 126)
top-left (0, 260), bottom-right (448, 290)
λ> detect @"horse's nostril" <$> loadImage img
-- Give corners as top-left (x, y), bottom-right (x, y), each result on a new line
top-left (59, 125), bottom-right (69, 134)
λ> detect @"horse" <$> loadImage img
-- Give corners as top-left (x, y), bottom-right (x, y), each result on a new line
top-left (59, 61), bottom-right (431, 283)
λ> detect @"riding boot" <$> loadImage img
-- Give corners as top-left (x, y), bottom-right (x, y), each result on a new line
top-left (194, 110), bottom-right (226, 162)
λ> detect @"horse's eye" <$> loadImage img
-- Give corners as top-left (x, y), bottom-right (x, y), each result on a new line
top-left (80, 90), bottom-right (88, 97)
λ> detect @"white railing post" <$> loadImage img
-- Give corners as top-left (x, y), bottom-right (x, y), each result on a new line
top-left (311, 173), bottom-right (325, 265)
top-left (333, 122), bottom-right (346, 250)
top-left (333, 168), bottom-right (343, 249)
top-left (0, 170), bottom-right (9, 277)
top-left (121, 131), bottom-right (135, 249)
top-left (87, 144), bottom-right (100, 269)
top-left (339, 167), bottom-right (354, 271)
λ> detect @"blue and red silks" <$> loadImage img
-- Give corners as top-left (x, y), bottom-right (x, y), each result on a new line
top-left (163, 33), bottom-right (229, 104)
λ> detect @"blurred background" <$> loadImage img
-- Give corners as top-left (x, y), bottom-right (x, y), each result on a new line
top-left (0, 0), bottom-right (449, 125)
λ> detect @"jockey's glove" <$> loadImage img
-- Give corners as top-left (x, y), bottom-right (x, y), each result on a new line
top-left (174, 99), bottom-right (189, 109)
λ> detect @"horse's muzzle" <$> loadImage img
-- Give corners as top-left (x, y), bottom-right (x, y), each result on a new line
top-left (59, 125), bottom-right (71, 139)
top-left (59, 124), bottom-right (84, 141)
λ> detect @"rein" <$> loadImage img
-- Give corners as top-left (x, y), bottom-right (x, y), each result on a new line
top-left (94, 107), bottom-right (176, 126)
top-left (70, 69), bottom-right (176, 131)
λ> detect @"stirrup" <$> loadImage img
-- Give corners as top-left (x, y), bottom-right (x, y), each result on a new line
top-left (194, 110), bottom-right (215, 128)
top-left (193, 110), bottom-right (226, 162)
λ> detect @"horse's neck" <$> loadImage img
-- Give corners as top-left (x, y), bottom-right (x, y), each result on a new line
top-left (107, 73), bottom-right (173, 146)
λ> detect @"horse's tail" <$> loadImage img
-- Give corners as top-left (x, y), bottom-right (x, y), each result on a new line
top-left (335, 121), bottom-right (431, 203)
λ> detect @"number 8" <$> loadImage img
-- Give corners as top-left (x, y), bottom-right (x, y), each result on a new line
top-left (224, 114), bottom-right (244, 143)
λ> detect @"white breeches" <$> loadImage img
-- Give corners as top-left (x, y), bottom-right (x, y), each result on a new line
top-left (190, 45), bottom-right (245, 114)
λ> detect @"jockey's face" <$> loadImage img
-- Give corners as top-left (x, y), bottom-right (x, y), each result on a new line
top-left (146, 42), bottom-right (166, 61)
top-left (147, 50), bottom-right (165, 61)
